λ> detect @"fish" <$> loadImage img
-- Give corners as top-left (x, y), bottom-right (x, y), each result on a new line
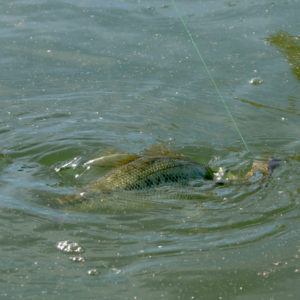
top-left (89, 155), bottom-right (213, 192)
top-left (55, 147), bottom-right (280, 207)
top-left (55, 147), bottom-right (213, 206)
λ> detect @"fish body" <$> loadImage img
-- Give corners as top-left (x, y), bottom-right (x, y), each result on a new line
top-left (90, 155), bottom-right (213, 192)
top-left (55, 147), bottom-right (279, 207)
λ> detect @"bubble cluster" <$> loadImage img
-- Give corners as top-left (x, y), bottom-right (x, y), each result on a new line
top-left (57, 240), bottom-right (85, 254)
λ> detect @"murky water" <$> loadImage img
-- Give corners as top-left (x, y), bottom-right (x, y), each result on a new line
top-left (0, 1), bottom-right (299, 299)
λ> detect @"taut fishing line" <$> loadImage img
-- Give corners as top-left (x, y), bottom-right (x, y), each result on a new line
top-left (171, 0), bottom-right (250, 153)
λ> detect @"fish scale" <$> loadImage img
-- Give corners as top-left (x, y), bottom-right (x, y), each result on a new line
top-left (90, 156), bottom-right (213, 191)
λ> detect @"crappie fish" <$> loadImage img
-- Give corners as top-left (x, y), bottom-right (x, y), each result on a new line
top-left (55, 144), bottom-right (280, 207)
top-left (89, 155), bottom-right (213, 192)
top-left (55, 147), bottom-right (213, 206)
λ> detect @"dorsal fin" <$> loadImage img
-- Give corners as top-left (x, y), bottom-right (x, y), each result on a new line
top-left (83, 152), bottom-right (140, 168)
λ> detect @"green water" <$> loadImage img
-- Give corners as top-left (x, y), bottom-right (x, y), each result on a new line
top-left (0, 0), bottom-right (299, 299)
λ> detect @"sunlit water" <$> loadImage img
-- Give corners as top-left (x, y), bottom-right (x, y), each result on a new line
top-left (0, 0), bottom-right (299, 299)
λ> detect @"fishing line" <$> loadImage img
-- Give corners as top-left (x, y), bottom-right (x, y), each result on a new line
top-left (171, 0), bottom-right (250, 153)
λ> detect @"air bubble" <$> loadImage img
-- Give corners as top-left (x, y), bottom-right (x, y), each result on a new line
top-left (88, 269), bottom-right (100, 276)
top-left (57, 241), bottom-right (85, 254)
top-left (249, 77), bottom-right (264, 85)
top-left (69, 256), bottom-right (85, 263)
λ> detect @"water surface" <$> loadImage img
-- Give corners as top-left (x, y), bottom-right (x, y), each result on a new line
top-left (0, 0), bottom-right (299, 299)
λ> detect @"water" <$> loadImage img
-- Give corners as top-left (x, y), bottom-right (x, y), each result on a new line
top-left (0, 0), bottom-right (299, 299)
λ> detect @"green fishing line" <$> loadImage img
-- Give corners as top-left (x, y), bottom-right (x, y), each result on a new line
top-left (171, 0), bottom-right (250, 153)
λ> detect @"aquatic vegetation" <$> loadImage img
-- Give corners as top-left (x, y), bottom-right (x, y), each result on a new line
top-left (266, 30), bottom-right (300, 80)
top-left (234, 97), bottom-right (300, 116)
